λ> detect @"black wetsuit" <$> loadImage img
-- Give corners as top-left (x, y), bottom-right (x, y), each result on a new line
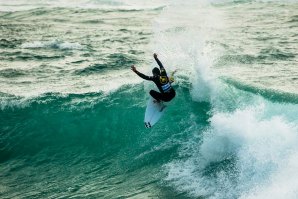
top-left (135, 57), bottom-right (176, 102)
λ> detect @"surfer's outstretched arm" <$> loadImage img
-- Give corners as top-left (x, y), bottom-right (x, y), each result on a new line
top-left (131, 65), bottom-right (152, 81)
top-left (153, 53), bottom-right (164, 70)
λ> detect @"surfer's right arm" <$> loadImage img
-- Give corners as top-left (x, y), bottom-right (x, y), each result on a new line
top-left (131, 65), bottom-right (152, 81)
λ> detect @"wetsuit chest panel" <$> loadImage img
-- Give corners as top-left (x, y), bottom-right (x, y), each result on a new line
top-left (158, 75), bottom-right (172, 92)
top-left (161, 82), bottom-right (171, 92)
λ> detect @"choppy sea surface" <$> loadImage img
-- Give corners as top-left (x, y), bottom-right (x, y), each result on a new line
top-left (1, 0), bottom-right (298, 198)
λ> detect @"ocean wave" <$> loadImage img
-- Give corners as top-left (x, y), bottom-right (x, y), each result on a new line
top-left (1, 0), bottom-right (298, 198)
top-left (0, 38), bottom-right (23, 48)
top-left (0, 51), bottom-right (65, 61)
top-left (20, 40), bottom-right (83, 50)
top-left (0, 1), bottom-right (166, 12)
top-left (74, 63), bottom-right (110, 75)
top-left (0, 85), bottom-right (147, 160)
top-left (218, 49), bottom-right (296, 65)
top-left (224, 78), bottom-right (298, 104)
top-left (0, 82), bottom-right (146, 110)
top-left (165, 105), bottom-right (298, 199)
top-left (259, 48), bottom-right (296, 60)
top-left (155, 1), bottom-right (298, 198)
top-left (287, 15), bottom-right (298, 23)
top-left (0, 91), bottom-right (104, 111)
top-left (0, 68), bottom-right (26, 78)
top-left (74, 53), bottom-right (137, 75)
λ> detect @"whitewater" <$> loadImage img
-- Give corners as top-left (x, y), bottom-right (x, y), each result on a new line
top-left (1, 0), bottom-right (298, 198)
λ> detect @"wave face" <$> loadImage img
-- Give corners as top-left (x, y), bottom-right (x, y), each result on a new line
top-left (1, 0), bottom-right (298, 198)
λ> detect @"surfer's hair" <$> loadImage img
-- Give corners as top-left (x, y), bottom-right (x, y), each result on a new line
top-left (152, 67), bottom-right (160, 75)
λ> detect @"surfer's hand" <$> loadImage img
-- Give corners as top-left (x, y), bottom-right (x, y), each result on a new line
top-left (131, 65), bottom-right (137, 72)
top-left (153, 53), bottom-right (158, 59)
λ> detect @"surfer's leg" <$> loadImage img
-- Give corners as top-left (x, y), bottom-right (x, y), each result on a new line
top-left (161, 89), bottom-right (176, 102)
top-left (149, 90), bottom-right (162, 103)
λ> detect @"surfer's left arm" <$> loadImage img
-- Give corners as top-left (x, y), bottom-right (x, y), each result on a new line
top-left (153, 53), bottom-right (169, 77)
top-left (131, 65), bottom-right (152, 81)
top-left (153, 53), bottom-right (164, 70)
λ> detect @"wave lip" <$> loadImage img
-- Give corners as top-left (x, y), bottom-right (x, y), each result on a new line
top-left (20, 40), bottom-right (83, 50)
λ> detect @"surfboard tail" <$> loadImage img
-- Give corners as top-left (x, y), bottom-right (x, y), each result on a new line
top-left (144, 97), bottom-right (166, 128)
top-left (144, 122), bottom-right (152, 128)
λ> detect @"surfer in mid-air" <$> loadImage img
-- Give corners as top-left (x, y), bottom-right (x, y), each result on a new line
top-left (131, 53), bottom-right (176, 103)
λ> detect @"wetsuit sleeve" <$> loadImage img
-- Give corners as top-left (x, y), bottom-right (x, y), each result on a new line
top-left (154, 57), bottom-right (164, 70)
top-left (135, 71), bottom-right (153, 81)
top-left (154, 57), bottom-right (168, 76)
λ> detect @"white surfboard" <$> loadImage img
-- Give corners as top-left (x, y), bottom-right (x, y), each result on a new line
top-left (144, 97), bottom-right (166, 128)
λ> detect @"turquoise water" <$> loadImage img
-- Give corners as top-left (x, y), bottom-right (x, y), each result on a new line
top-left (1, 0), bottom-right (298, 198)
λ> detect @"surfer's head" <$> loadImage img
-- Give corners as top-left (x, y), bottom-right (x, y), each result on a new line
top-left (152, 67), bottom-right (160, 76)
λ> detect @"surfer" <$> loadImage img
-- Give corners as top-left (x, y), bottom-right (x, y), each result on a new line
top-left (131, 53), bottom-right (176, 103)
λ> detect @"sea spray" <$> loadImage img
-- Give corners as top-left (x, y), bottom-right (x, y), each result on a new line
top-left (158, 1), bottom-right (298, 198)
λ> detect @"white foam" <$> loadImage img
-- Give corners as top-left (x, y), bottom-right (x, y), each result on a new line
top-left (0, 68), bottom-right (142, 99)
top-left (154, 2), bottom-right (298, 197)
top-left (165, 104), bottom-right (298, 198)
top-left (152, 0), bottom-right (225, 103)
